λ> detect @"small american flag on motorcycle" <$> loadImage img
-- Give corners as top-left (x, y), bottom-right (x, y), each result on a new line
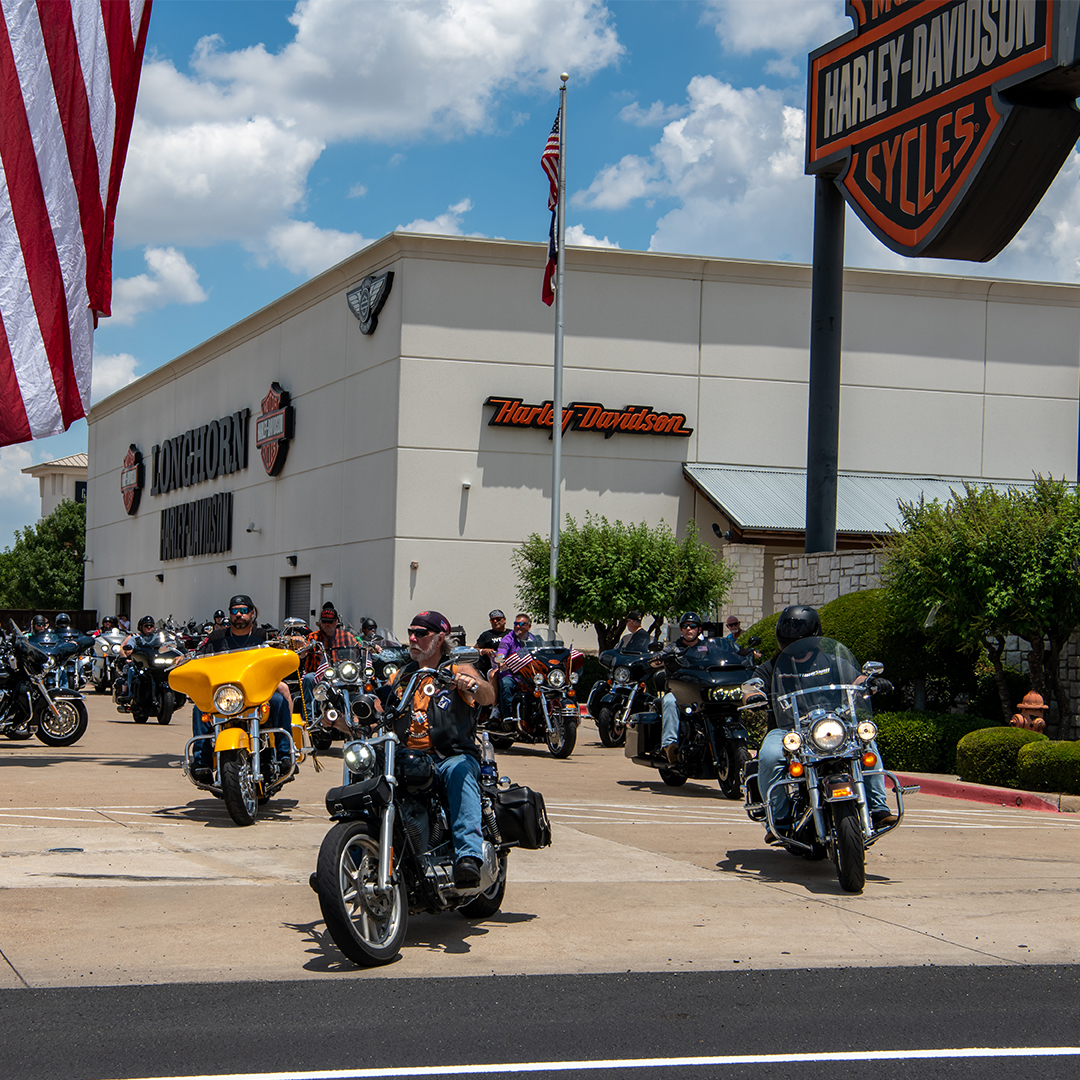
top-left (501, 649), bottom-right (535, 674)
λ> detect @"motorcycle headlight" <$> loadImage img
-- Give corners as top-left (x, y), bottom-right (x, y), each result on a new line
top-left (569, 670), bottom-right (580, 684)
top-left (382, 663), bottom-right (399, 680)
top-left (709, 687), bottom-right (742, 702)
top-left (213, 684), bottom-right (245, 715)
top-left (43, 657), bottom-right (55, 672)
top-left (153, 656), bottom-right (173, 666)
top-left (343, 741), bottom-right (377, 780)
top-left (365, 665), bottom-right (374, 678)
top-left (323, 667), bottom-right (337, 682)
top-left (111, 643), bottom-right (122, 655)
top-left (810, 717), bottom-right (847, 752)
top-left (613, 666), bottom-right (631, 685)
top-left (338, 661), bottom-right (359, 682)
top-left (782, 731), bottom-right (802, 753)
top-left (546, 668), bottom-right (567, 689)
top-left (313, 684), bottom-right (330, 702)
top-left (533, 673), bottom-right (545, 686)
top-left (857, 720), bottom-right (878, 743)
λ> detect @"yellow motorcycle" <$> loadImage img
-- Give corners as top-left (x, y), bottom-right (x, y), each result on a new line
top-left (170, 647), bottom-right (308, 825)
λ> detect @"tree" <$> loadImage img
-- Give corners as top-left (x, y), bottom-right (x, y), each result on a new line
top-left (511, 513), bottom-right (735, 649)
top-left (0, 498), bottom-right (86, 609)
top-left (880, 477), bottom-right (1080, 724)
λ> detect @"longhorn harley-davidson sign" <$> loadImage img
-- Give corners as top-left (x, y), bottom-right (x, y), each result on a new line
top-left (807, 1), bottom-right (1080, 260)
top-left (485, 396), bottom-right (693, 438)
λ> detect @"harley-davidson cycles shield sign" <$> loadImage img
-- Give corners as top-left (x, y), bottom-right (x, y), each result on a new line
top-left (255, 382), bottom-right (294, 477)
top-left (807, 1), bottom-right (1080, 261)
top-left (120, 444), bottom-right (144, 516)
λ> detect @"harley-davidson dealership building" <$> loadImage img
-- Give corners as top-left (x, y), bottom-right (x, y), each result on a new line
top-left (85, 232), bottom-right (1080, 639)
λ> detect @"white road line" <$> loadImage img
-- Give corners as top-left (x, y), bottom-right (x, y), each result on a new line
top-left (98, 1045), bottom-right (1080, 1080)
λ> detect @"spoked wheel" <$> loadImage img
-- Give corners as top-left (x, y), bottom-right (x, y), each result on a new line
top-left (717, 743), bottom-right (751, 800)
top-left (545, 709), bottom-right (577, 759)
top-left (35, 698), bottom-right (89, 747)
top-left (658, 767), bottom-right (687, 787)
top-left (832, 803), bottom-right (865, 893)
top-left (316, 821), bottom-right (407, 966)
top-left (459, 854), bottom-right (508, 919)
top-left (220, 748), bottom-right (259, 826)
top-left (596, 705), bottom-right (626, 748)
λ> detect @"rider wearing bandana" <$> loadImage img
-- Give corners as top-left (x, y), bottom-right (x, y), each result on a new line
top-left (387, 610), bottom-right (495, 888)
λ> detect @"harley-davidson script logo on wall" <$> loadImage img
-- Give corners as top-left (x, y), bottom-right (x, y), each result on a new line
top-left (806, 1), bottom-right (1080, 261)
top-left (255, 382), bottom-right (295, 477)
top-left (120, 444), bottom-right (144, 516)
top-left (347, 271), bottom-right (394, 335)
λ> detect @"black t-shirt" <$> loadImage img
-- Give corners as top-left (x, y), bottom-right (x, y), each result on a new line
top-left (200, 626), bottom-right (269, 655)
top-left (474, 628), bottom-right (503, 675)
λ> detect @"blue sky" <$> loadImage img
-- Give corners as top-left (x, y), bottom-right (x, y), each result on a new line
top-left (5, 0), bottom-right (1080, 547)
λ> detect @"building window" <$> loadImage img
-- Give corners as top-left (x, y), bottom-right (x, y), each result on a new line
top-left (115, 593), bottom-right (131, 628)
top-left (285, 575), bottom-right (311, 622)
top-left (75, 481), bottom-right (87, 503)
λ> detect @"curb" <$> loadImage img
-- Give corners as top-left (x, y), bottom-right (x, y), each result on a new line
top-left (891, 773), bottom-right (1072, 813)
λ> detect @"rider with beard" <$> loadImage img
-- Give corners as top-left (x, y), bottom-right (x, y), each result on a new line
top-left (386, 610), bottom-right (494, 887)
top-left (189, 595), bottom-right (293, 783)
top-left (752, 605), bottom-right (897, 842)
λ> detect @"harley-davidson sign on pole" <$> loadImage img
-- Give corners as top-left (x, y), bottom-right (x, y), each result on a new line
top-left (803, 0), bottom-right (1080, 552)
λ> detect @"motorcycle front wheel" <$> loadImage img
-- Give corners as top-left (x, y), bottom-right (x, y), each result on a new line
top-left (833, 803), bottom-right (865, 893)
top-left (316, 821), bottom-right (407, 966)
top-left (596, 705), bottom-right (626, 748)
top-left (35, 697), bottom-right (89, 746)
top-left (545, 710), bottom-right (577, 759)
top-left (717, 743), bottom-right (750, 800)
top-left (220, 748), bottom-right (259, 826)
top-left (459, 854), bottom-right (508, 919)
top-left (157, 691), bottom-right (174, 726)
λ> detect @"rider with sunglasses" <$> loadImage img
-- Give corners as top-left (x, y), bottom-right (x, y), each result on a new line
top-left (490, 613), bottom-right (542, 719)
top-left (189, 594), bottom-right (293, 782)
top-left (300, 603), bottom-right (358, 725)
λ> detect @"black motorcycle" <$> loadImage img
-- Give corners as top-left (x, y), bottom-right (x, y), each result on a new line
top-left (1, 623), bottom-right (90, 746)
top-left (587, 629), bottom-right (656, 748)
top-left (91, 629), bottom-right (128, 692)
top-left (311, 648), bottom-right (551, 966)
top-left (625, 635), bottom-right (759, 797)
top-left (115, 629), bottom-right (187, 725)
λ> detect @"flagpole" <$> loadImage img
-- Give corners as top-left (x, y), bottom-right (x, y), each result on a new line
top-left (548, 72), bottom-right (568, 642)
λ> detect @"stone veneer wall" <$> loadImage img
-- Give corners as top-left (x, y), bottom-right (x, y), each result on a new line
top-left (772, 548), bottom-right (884, 610)
top-left (719, 543), bottom-right (765, 627)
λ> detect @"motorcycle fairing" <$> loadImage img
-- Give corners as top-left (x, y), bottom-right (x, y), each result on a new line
top-left (170, 647), bottom-right (299, 712)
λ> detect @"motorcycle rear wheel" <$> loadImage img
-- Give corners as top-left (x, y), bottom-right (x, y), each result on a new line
top-left (132, 709), bottom-right (148, 724)
top-left (833, 803), bottom-right (865, 893)
top-left (596, 705), bottom-right (627, 748)
top-left (545, 712), bottom-right (576, 759)
top-left (220, 748), bottom-right (259, 826)
top-left (717, 744), bottom-right (750, 800)
top-left (658, 767), bottom-right (687, 787)
top-left (317, 820), bottom-right (407, 966)
top-left (35, 698), bottom-right (88, 746)
top-left (459, 854), bottom-right (508, 919)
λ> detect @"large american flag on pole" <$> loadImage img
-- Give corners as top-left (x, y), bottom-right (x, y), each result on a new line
top-left (540, 112), bottom-right (559, 306)
top-left (0, 0), bottom-right (152, 447)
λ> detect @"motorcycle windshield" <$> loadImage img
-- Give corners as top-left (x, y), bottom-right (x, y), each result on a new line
top-left (674, 636), bottom-right (751, 671)
top-left (770, 637), bottom-right (872, 729)
top-left (331, 646), bottom-right (361, 663)
top-left (621, 629), bottom-right (650, 654)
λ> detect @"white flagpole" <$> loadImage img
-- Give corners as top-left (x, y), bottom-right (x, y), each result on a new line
top-left (548, 72), bottom-right (568, 642)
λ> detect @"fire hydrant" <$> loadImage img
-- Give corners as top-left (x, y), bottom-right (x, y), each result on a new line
top-left (1009, 691), bottom-right (1048, 733)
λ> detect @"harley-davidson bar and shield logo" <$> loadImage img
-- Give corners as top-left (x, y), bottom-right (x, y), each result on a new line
top-left (346, 270), bottom-right (394, 335)
top-left (120, 444), bottom-right (144, 515)
top-left (255, 382), bottom-right (295, 477)
top-left (807, 1), bottom-right (1080, 261)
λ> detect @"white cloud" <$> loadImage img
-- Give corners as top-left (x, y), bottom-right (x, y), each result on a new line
top-left (619, 100), bottom-right (686, 127)
top-left (565, 224), bottom-right (619, 248)
top-left (110, 247), bottom-right (208, 325)
top-left (400, 198), bottom-right (477, 236)
top-left (91, 353), bottom-right (140, 405)
top-left (347, 183), bottom-right (368, 199)
top-left (264, 220), bottom-right (371, 277)
top-left (0, 445), bottom-right (38, 531)
top-left (703, 0), bottom-right (850, 78)
top-left (574, 154), bottom-right (662, 210)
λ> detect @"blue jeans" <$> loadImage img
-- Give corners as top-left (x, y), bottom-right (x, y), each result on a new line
top-left (190, 691), bottom-right (292, 772)
top-left (661, 692), bottom-right (679, 748)
top-left (758, 728), bottom-right (889, 827)
top-left (434, 754), bottom-right (483, 862)
top-left (300, 672), bottom-right (320, 724)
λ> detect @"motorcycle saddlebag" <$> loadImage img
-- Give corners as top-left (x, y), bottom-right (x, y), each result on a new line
top-left (495, 784), bottom-right (552, 849)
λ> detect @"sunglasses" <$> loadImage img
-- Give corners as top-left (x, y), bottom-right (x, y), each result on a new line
top-left (320, 617), bottom-right (337, 624)
top-left (408, 627), bottom-right (433, 639)
top-left (513, 622), bottom-right (529, 628)
top-left (230, 607), bottom-right (251, 615)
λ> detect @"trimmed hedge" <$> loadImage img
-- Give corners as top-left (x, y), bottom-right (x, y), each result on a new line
top-left (1017, 740), bottom-right (1080, 795)
top-left (873, 711), bottom-right (991, 774)
top-left (956, 727), bottom-right (1047, 788)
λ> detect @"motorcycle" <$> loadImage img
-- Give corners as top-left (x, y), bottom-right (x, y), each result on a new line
top-left (0, 622), bottom-right (90, 746)
top-left (311, 647), bottom-right (551, 966)
top-left (115, 627), bottom-right (188, 725)
top-left (91, 629), bottom-right (128, 693)
top-left (625, 635), bottom-right (759, 797)
top-left (482, 641), bottom-right (583, 758)
top-left (307, 644), bottom-right (367, 752)
top-left (170, 644), bottom-right (308, 826)
top-left (587, 629), bottom-right (656, 748)
top-left (741, 636), bottom-right (917, 893)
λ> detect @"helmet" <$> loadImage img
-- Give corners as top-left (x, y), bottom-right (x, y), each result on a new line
top-left (678, 611), bottom-right (702, 628)
top-left (30, 615), bottom-right (47, 632)
top-left (361, 617), bottom-right (378, 633)
top-left (213, 609), bottom-right (226, 621)
top-left (395, 748), bottom-right (434, 793)
top-left (137, 615), bottom-right (156, 633)
top-left (775, 605), bottom-right (822, 651)
top-left (55, 613), bottom-right (71, 629)
top-left (101, 616), bottom-right (118, 630)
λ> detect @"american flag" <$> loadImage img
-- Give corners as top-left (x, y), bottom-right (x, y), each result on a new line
top-left (540, 112), bottom-right (559, 306)
top-left (0, 0), bottom-right (152, 447)
top-left (501, 648), bottom-right (535, 675)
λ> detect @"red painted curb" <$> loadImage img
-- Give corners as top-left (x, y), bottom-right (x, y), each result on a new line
top-left (891, 773), bottom-right (1058, 813)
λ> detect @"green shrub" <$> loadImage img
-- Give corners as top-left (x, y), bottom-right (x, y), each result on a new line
top-left (1017, 740), bottom-right (1080, 795)
top-left (576, 655), bottom-right (608, 703)
top-left (972, 665), bottom-right (1031, 725)
top-left (874, 711), bottom-right (991, 773)
top-left (741, 611), bottom-right (780, 662)
top-left (955, 726), bottom-right (1047, 788)
top-left (820, 590), bottom-right (888, 670)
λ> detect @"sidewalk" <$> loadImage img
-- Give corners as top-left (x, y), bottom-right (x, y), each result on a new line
top-left (891, 771), bottom-right (1080, 813)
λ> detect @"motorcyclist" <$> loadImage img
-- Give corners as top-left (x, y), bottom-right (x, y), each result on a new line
top-left (655, 612), bottom-right (711, 763)
top-left (386, 610), bottom-right (494, 887)
top-left (212, 609), bottom-right (227, 630)
top-left (97, 615), bottom-right (119, 635)
top-left (54, 613), bottom-right (78, 688)
top-left (619, 611), bottom-right (646, 650)
top-left (300, 603), bottom-right (359, 726)
top-left (118, 615), bottom-right (159, 703)
top-left (28, 614), bottom-right (51, 640)
top-left (189, 595), bottom-right (293, 782)
top-left (473, 609), bottom-right (507, 678)
top-left (752, 605), bottom-right (897, 841)
top-left (490, 613), bottom-right (542, 720)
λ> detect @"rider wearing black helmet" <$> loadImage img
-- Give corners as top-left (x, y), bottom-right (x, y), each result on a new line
top-left (754, 605), bottom-right (897, 838)
top-left (29, 614), bottom-right (49, 636)
top-left (657, 612), bottom-right (710, 763)
top-left (212, 609), bottom-right (227, 629)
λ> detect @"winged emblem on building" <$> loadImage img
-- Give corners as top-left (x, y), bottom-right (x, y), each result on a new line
top-left (346, 271), bottom-right (395, 335)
